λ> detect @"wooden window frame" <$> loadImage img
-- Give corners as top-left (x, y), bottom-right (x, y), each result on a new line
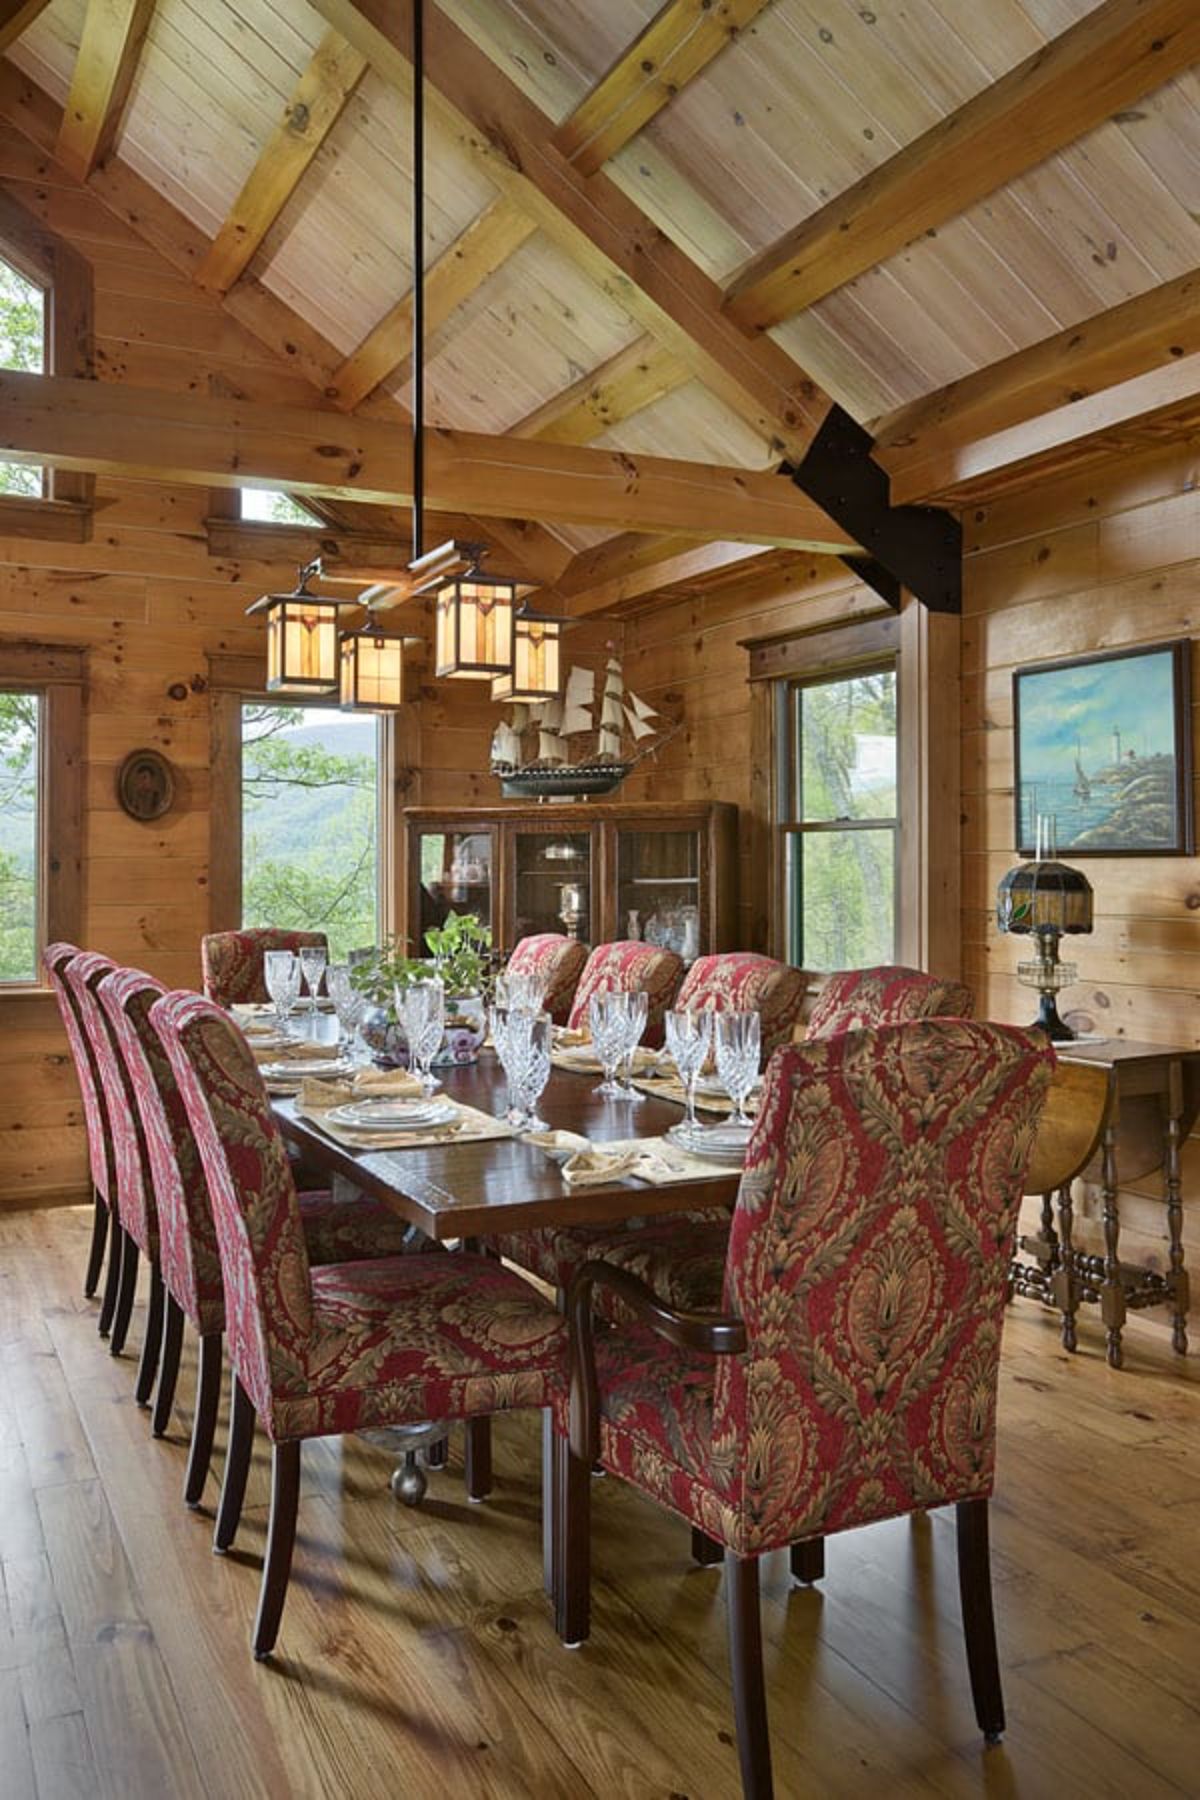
top-left (745, 599), bottom-right (961, 980)
top-left (0, 641), bottom-right (85, 1000)
top-left (207, 652), bottom-right (399, 944)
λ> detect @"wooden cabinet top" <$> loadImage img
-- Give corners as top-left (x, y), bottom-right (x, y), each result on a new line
top-left (402, 801), bottom-right (736, 827)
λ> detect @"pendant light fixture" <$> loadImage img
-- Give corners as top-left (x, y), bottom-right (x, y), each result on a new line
top-left (490, 606), bottom-right (564, 701)
top-left (339, 613), bottom-right (410, 711)
top-left (406, 0), bottom-right (516, 678)
top-left (246, 558), bottom-right (345, 695)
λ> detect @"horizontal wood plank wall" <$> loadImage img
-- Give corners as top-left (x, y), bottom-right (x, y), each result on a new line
top-left (963, 438), bottom-right (1200, 1289)
top-left (0, 129), bottom-right (344, 1207)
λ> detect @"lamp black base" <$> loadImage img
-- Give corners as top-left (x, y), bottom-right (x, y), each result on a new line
top-left (1030, 991), bottom-right (1075, 1042)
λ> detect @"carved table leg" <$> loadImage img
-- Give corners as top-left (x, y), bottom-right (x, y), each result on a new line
top-left (1165, 1063), bottom-right (1189, 1357)
top-left (1100, 1121), bottom-right (1125, 1370)
top-left (1053, 1183), bottom-right (1078, 1353)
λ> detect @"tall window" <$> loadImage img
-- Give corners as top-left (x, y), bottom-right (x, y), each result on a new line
top-left (0, 252), bottom-right (44, 497)
top-left (241, 703), bottom-right (382, 959)
top-left (0, 689), bottom-right (41, 982)
top-left (240, 487), bottom-right (320, 525)
top-left (779, 664), bottom-right (898, 970)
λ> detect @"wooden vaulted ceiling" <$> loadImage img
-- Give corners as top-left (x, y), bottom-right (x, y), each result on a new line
top-left (0, 0), bottom-right (1199, 609)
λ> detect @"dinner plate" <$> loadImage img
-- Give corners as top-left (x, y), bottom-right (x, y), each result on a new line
top-left (259, 1058), bottom-right (355, 1082)
top-left (324, 1098), bottom-right (458, 1131)
top-left (666, 1119), bottom-right (751, 1165)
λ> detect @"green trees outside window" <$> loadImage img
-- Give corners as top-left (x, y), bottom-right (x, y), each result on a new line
top-left (0, 691), bottom-right (40, 982)
top-left (0, 253), bottom-right (44, 498)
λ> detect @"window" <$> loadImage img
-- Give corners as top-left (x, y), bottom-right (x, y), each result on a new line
top-left (240, 487), bottom-right (321, 526)
top-left (241, 702), bottom-right (382, 959)
top-left (0, 688), bottom-right (41, 981)
top-left (0, 251), bottom-right (44, 497)
top-left (779, 664), bottom-right (898, 970)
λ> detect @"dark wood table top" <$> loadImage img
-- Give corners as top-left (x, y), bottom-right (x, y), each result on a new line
top-left (273, 1052), bottom-right (740, 1240)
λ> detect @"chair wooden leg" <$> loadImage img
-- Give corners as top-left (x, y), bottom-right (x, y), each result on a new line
top-left (214, 1378), bottom-right (255, 1552)
top-left (464, 1416), bottom-right (492, 1501)
top-left (790, 1536), bottom-right (825, 1584)
top-left (109, 1230), bottom-right (139, 1358)
top-left (956, 1498), bottom-right (1005, 1744)
top-left (98, 1221), bottom-right (123, 1338)
top-left (153, 1293), bottom-right (184, 1438)
top-left (253, 1440), bottom-right (301, 1661)
top-left (84, 1190), bottom-right (108, 1298)
top-left (726, 1552), bottom-right (773, 1799)
top-left (185, 1333), bottom-right (222, 1509)
top-left (134, 1263), bottom-right (165, 1406)
top-left (692, 1526), bottom-right (724, 1567)
top-left (555, 1436), bottom-right (592, 1647)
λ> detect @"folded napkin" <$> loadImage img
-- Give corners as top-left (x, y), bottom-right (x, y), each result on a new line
top-left (354, 1067), bottom-right (424, 1097)
top-left (256, 1037), bottom-right (341, 1064)
top-left (298, 1068), bottom-right (424, 1110)
top-left (554, 1026), bottom-right (590, 1047)
top-left (524, 1129), bottom-right (591, 1158)
top-left (560, 1144), bottom-right (641, 1187)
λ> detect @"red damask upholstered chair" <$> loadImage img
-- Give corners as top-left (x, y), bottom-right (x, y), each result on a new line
top-left (567, 940), bottom-right (684, 1049)
top-left (201, 927), bottom-right (329, 1007)
top-left (555, 1020), bottom-right (1053, 1798)
top-left (151, 989), bottom-right (567, 1659)
top-left (64, 950), bottom-right (163, 1400)
top-left (505, 933), bottom-right (587, 1025)
top-left (43, 942), bottom-right (118, 1327)
top-left (674, 952), bottom-right (808, 1057)
top-left (806, 964), bottom-right (974, 1040)
top-left (101, 965), bottom-right (419, 1505)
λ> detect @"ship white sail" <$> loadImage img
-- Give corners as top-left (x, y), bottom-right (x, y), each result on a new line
top-left (598, 656), bottom-right (624, 760)
top-left (511, 702), bottom-right (531, 733)
top-left (561, 665), bottom-right (594, 735)
top-left (490, 720), bottom-right (522, 765)
top-left (626, 689), bottom-right (657, 723)
top-left (537, 695), bottom-right (566, 765)
top-left (623, 705), bottom-right (657, 743)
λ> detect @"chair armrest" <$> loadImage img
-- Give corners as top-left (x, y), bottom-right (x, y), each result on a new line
top-left (566, 1259), bottom-right (747, 1464)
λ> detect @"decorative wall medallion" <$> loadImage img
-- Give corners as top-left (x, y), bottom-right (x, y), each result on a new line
top-left (116, 748), bottom-right (175, 822)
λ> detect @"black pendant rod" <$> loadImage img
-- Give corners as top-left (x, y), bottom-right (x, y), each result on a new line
top-left (411, 0), bottom-right (425, 563)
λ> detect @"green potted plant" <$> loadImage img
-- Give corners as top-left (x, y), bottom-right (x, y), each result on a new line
top-left (425, 912), bottom-right (492, 1064)
top-left (348, 941), bottom-right (429, 1066)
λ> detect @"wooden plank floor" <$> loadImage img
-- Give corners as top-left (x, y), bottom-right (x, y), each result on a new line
top-left (1, 1204), bottom-right (1198, 1799)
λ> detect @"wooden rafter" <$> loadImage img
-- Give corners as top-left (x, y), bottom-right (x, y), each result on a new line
top-left (306, 0), bottom-right (833, 463)
top-left (874, 268), bottom-right (1200, 471)
top-left (194, 28), bottom-right (368, 296)
top-left (331, 196), bottom-right (536, 411)
top-left (0, 369), bottom-right (862, 549)
top-left (885, 352), bottom-right (1200, 507)
top-left (55, 0), bottom-right (156, 182)
top-left (554, 536), bottom-right (770, 617)
top-left (554, 0), bottom-right (774, 176)
top-left (0, 0), bottom-right (51, 53)
top-left (513, 335), bottom-right (689, 445)
top-left (724, 0), bottom-right (1200, 332)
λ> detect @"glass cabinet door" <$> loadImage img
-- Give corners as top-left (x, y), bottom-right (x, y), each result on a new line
top-left (512, 831), bottom-right (593, 945)
top-left (617, 828), bottom-right (702, 961)
top-left (414, 828), bottom-right (494, 948)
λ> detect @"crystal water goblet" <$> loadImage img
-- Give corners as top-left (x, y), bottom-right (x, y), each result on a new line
top-left (263, 950), bottom-right (298, 1031)
top-left (665, 1007), bottom-right (712, 1139)
top-left (398, 978), bottom-right (445, 1096)
top-left (714, 1009), bottom-right (761, 1129)
top-left (298, 945), bottom-right (327, 1017)
top-left (514, 1013), bottom-right (552, 1133)
top-left (588, 992), bottom-right (628, 1098)
top-left (616, 990), bottom-right (648, 1098)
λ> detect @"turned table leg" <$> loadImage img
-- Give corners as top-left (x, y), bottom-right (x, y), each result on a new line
top-left (1053, 1183), bottom-right (1079, 1353)
top-left (1165, 1062), bottom-right (1189, 1357)
top-left (1100, 1119), bottom-right (1125, 1370)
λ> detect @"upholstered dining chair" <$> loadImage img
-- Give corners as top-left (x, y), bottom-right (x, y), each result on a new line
top-left (504, 933), bottom-right (587, 1025)
top-left (102, 964), bottom-right (420, 1504)
top-left (804, 963), bottom-right (974, 1038)
top-left (566, 940), bottom-right (684, 1048)
top-left (673, 952), bottom-right (808, 1056)
top-left (152, 989), bottom-right (567, 1659)
top-left (64, 949), bottom-right (163, 1401)
top-left (201, 927), bottom-right (329, 1007)
top-left (555, 1020), bottom-right (1054, 1799)
top-left (44, 943), bottom-right (119, 1327)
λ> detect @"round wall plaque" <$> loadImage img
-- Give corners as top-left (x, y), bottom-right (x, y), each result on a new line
top-left (116, 748), bottom-right (175, 822)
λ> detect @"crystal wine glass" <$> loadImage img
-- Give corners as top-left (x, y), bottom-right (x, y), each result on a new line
top-left (514, 1013), bottom-right (552, 1133)
top-left (664, 1007), bottom-right (712, 1139)
top-left (496, 969), bottom-right (546, 1015)
top-left (714, 1009), bottom-right (761, 1129)
top-left (616, 989), bottom-right (648, 1098)
top-left (326, 963), bottom-right (362, 1056)
top-left (588, 992), bottom-right (628, 1098)
top-left (398, 978), bottom-right (445, 1096)
top-left (298, 945), bottom-right (327, 1017)
top-left (263, 950), bottom-right (298, 1031)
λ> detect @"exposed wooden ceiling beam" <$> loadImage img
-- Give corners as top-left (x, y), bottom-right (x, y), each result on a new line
top-left (512, 334), bottom-right (689, 445)
top-left (554, 536), bottom-right (771, 617)
top-left (307, 0), bottom-right (833, 462)
top-left (195, 28), bottom-right (368, 296)
top-left (331, 196), bottom-right (536, 411)
top-left (874, 268), bottom-right (1200, 471)
top-left (554, 0), bottom-right (774, 176)
top-left (885, 351), bottom-right (1200, 507)
top-left (0, 371), bottom-right (863, 549)
top-left (0, 1), bottom-right (52, 53)
top-left (55, 0), bottom-right (156, 182)
top-left (724, 0), bottom-right (1200, 332)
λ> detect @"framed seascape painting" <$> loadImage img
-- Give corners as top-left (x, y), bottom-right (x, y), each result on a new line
top-left (1013, 640), bottom-right (1193, 857)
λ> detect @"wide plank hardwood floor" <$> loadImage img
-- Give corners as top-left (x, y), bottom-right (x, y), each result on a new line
top-left (1, 1203), bottom-right (1198, 1799)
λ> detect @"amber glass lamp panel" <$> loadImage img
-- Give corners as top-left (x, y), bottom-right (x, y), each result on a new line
top-left (435, 578), bottom-right (514, 678)
top-left (511, 617), bottom-right (561, 700)
top-left (266, 598), bottom-right (340, 694)
top-left (340, 634), bottom-right (405, 711)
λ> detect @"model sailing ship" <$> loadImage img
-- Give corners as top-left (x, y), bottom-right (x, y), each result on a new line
top-left (490, 654), bottom-right (677, 799)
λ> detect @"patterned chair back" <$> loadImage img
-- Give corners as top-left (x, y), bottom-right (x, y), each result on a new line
top-left (100, 967), bottom-right (224, 1337)
top-left (806, 964), bottom-right (974, 1040)
top-left (674, 952), bottom-right (808, 1056)
top-left (151, 990), bottom-right (312, 1425)
top-left (567, 941), bottom-right (685, 1048)
top-left (505, 933), bottom-right (587, 1025)
top-left (63, 951), bottom-right (157, 1257)
top-left (43, 942), bottom-right (114, 1204)
top-left (201, 928), bottom-right (330, 1007)
top-left (712, 1020), bottom-right (1052, 1554)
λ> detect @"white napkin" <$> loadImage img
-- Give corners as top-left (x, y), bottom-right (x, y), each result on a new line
top-left (298, 1068), bottom-right (424, 1110)
top-left (560, 1144), bottom-right (641, 1187)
